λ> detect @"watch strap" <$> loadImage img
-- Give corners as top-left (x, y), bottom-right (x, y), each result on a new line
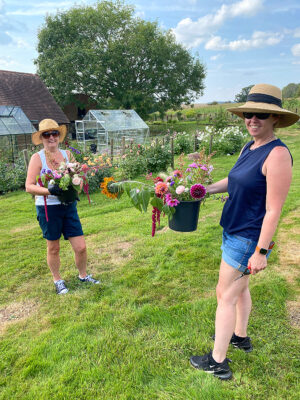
top-left (255, 246), bottom-right (268, 255)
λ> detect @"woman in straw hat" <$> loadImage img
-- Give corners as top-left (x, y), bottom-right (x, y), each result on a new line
top-left (190, 84), bottom-right (299, 380)
top-left (26, 119), bottom-right (99, 295)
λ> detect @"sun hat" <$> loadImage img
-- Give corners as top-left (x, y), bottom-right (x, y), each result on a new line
top-left (227, 84), bottom-right (299, 128)
top-left (32, 119), bottom-right (67, 145)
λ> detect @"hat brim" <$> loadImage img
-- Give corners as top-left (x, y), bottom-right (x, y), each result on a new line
top-left (32, 125), bottom-right (67, 145)
top-left (227, 101), bottom-right (299, 128)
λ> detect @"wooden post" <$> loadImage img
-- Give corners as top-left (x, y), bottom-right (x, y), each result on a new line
top-left (22, 149), bottom-right (29, 170)
top-left (155, 138), bottom-right (158, 146)
top-left (121, 136), bottom-right (125, 155)
top-left (170, 137), bottom-right (174, 169)
top-left (110, 138), bottom-right (114, 161)
top-left (194, 133), bottom-right (198, 152)
top-left (130, 139), bottom-right (133, 149)
top-left (209, 133), bottom-right (213, 154)
top-left (162, 137), bottom-right (165, 146)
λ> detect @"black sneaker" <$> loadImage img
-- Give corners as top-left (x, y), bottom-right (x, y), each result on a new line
top-left (231, 335), bottom-right (253, 352)
top-left (212, 334), bottom-right (253, 353)
top-left (54, 280), bottom-right (69, 295)
top-left (190, 351), bottom-right (232, 380)
top-left (78, 274), bottom-right (100, 284)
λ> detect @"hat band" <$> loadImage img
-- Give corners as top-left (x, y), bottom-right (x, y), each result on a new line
top-left (247, 93), bottom-right (282, 108)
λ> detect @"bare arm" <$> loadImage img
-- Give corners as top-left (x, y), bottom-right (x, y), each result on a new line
top-left (206, 177), bottom-right (228, 194)
top-left (248, 146), bottom-right (292, 274)
top-left (25, 153), bottom-right (51, 196)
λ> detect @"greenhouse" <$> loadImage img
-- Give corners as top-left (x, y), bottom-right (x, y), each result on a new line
top-left (0, 106), bottom-right (36, 161)
top-left (75, 110), bottom-right (149, 153)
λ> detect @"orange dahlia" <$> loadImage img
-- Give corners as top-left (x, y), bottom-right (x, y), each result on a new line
top-left (155, 181), bottom-right (168, 196)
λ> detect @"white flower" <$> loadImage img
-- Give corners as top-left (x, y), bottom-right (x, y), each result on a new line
top-left (176, 185), bottom-right (185, 194)
top-left (72, 177), bottom-right (82, 185)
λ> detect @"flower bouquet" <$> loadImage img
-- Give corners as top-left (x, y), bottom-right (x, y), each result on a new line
top-left (101, 151), bottom-right (214, 236)
top-left (37, 161), bottom-right (95, 221)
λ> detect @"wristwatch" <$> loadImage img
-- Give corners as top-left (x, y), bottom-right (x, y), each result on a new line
top-left (255, 246), bottom-right (268, 255)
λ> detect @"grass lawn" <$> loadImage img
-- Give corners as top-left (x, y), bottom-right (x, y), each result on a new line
top-left (0, 130), bottom-right (299, 399)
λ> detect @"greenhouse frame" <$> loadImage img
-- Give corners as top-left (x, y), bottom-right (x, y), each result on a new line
top-left (75, 110), bottom-right (149, 153)
top-left (0, 106), bottom-right (36, 161)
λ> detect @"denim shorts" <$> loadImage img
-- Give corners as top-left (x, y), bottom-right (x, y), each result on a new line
top-left (36, 202), bottom-right (83, 241)
top-left (221, 231), bottom-right (272, 273)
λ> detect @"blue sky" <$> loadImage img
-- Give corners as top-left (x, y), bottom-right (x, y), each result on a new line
top-left (1, 0), bottom-right (300, 102)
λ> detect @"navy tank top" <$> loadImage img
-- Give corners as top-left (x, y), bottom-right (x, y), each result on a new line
top-left (220, 138), bottom-right (292, 241)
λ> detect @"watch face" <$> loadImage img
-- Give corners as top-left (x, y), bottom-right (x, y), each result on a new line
top-left (259, 248), bottom-right (268, 255)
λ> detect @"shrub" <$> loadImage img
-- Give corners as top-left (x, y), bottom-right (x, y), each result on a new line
top-left (118, 142), bottom-right (172, 179)
top-left (0, 156), bottom-right (27, 193)
top-left (197, 126), bottom-right (248, 155)
top-left (173, 131), bottom-right (194, 155)
top-left (185, 109), bottom-right (196, 119)
top-left (145, 142), bottom-right (172, 173)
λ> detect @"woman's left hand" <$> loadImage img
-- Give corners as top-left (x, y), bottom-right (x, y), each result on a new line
top-left (247, 252), bottom-right (267, 275)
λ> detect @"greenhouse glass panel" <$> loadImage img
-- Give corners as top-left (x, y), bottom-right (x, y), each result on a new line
top-left (76, 110), bottom-right (149, 154)
top-left (0, 106), bottom-right (35, 136)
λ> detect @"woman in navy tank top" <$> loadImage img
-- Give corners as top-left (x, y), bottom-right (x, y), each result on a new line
top-left (190, 84), bottom-right (299, 379)
top-left (26, 119), bottom-right (100, 295)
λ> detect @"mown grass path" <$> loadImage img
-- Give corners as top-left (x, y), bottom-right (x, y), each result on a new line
top-left (0, 131), bottom-right (299, 399)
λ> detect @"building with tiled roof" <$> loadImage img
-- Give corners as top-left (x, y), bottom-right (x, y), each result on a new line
top-left (0, 70), bottom-right (69, 125)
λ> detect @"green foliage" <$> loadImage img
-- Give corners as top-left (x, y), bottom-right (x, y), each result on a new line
top-left (234, 85), bottom-right (254, 103)
top-left (35, 0), bottom-right (206, 118)
top-left (0, 156), bottom-right (27, 193)
top-left (197, 126), bottom-right (248, 155)
top-left (211, 107), bottom-right (229, 132)
top-left (87, 168), bottom-right (113, 194)
top-left (118, 142), bottom-right (172, 178)
top-left (282, 83), bottom-right (300, 99)
top-left (173, 131), bottom-right (194, 155)
top-left (185, 109), bottom-right (196, 119)
top-left (145, 142), bottom-right (172, 173)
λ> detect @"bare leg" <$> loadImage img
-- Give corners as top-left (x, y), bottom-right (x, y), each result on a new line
top-left (68, 235), bottom-right (87, 278)
top-left (213, 259), bottom-right (250, 363)
top-left (46, 239), bottom-right (61, 281)
top-left (235, 287), bottom-right (252, 337)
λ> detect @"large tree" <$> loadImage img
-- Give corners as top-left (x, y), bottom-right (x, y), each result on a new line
top-left (234, 85), bottom-right (254, 103)
top-left (35, 1), bottom-right (206, 118)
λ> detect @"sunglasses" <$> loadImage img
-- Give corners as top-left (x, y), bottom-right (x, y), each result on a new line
top-left (242, 112), bottom-right (273, 120)
top-left (41, 130), bottom-right (60, 139)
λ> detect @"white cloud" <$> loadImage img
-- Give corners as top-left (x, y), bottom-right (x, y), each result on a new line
top-left (291, 43), bottom-right (300, 57)
top-left (0, 55), bottom-right (18, 68)
top-left (210, 54), bottom-right (221, 61)
top-left (7, 1), bottom-right (74, 16)
top-left (205, 31), bottom-right (283, 51)
top-left (172, 0), bottom-right (264, 47)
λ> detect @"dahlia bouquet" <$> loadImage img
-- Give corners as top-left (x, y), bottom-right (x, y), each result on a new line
top-left (37, 161), bottom-right (97, 221)
top-left (101, 151), bottom-right (214, 236)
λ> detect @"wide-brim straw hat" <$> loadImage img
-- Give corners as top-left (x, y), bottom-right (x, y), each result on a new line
top-left (227, 83), bottom-right (299, 128)
top-left (32, 118), bottom-right (67, 145)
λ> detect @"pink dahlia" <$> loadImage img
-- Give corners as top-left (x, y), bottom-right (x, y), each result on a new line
top-left (190, 184), bottom-right (206, 199)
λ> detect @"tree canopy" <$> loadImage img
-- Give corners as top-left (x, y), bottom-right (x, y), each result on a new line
top-left (282, 83), bottom-right (300, 99)
top-left (234, 85), bottom-right (254, 103)
top-left (35, 0), bottom-right (206, 118)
